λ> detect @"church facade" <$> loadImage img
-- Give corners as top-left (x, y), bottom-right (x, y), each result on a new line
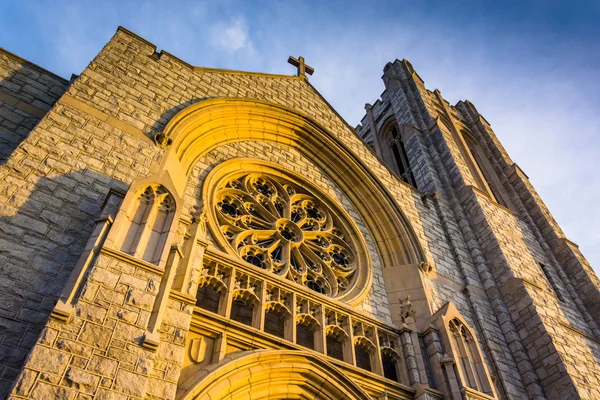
top-left (0, 26), bottom-right (599, 399)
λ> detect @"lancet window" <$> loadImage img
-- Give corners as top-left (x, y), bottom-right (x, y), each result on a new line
top-left (462, 131), bottom-right (514, 210)
top-left (353, 322), bottom-right (377, 373)
top-left (117, 185), bottom-right (175, 264)
top-left (196, 262), bottom-right (230, 314)
top-left (379, 332), bottom-right (407, 383)
top-left (449, 319), bottom-right (493, 396)
top-left (378, 121), bottom-right (416, 187)
top-left (230, 272), bottom-right (261, 327)
top-left (264, 285), bottom-right (292, 339)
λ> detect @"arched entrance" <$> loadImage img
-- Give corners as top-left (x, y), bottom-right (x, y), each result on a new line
top-left (176, 349), bottom-right (373, 400)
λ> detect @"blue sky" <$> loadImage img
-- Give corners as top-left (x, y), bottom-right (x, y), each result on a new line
top-left (2, 1), bottom-right (600, 273)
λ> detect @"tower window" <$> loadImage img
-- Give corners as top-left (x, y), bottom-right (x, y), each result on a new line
top-left (377, 121), bottom-right (417, 188)
top-left (539, 262), bottom-right (566, 302)
top-left (462, 132), bottom-right (515, 211)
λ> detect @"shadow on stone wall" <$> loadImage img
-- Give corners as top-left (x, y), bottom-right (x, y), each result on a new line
top-left (0, 169), bottom-right (123, 397)
top-left (0, 64), bottom-right (67, 166)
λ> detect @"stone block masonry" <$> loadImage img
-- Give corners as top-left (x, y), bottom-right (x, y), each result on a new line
top-left (0, 26), bottom-right (599, 399)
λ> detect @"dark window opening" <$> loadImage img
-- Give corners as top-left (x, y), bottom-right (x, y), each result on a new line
top-left (390, 127), bottom-right (416, 188)
top-left (264, 311), bottom-right (285, 338)
top-left (195, 286), bottom-right (220, 313)
top-left (468, 149), bottom-right (500, 202)
top-left (230, 299), bottom-right (254, 326)
top-left (420, 336), bottom-right (436, 388)
top-left (326, 336), bottom-right (344, 361)
top-left (539, 263), bottom-right (566, 302)
top-left (296, 324), bottom-right (315, 350)
top-left (392, 141), bottom-right (407, 177)
top-left (355, 345), bottom-right (371, 371)
top-left (382, 353), bottom-right (399, 382)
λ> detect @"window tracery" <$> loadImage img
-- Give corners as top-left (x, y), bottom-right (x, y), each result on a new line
top-left (449, 318), bottom-right (493, 396)
top-left (117, 185), bottom-right (175, 265)
top-left (212, 172), bottom-right (363, 299)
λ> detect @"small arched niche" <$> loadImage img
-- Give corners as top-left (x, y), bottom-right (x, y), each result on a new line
top-left (423, 302), bottom-right (497, 399)
top-left (114, 184), bottom-right (176, 264)
top-left (449, 318), bottom-right (494, 396)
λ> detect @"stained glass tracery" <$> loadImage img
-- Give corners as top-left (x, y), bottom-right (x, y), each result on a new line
top-left (213, 173), bottom-right (358, 298)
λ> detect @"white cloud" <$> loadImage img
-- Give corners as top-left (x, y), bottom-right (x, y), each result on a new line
top-left (210, 17), bottom-right (252, 52)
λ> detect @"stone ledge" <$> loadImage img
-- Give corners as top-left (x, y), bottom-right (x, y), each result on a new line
top-left (169, 290), bottom-right (196, 306)
top-left (468, 184), bottom-right (520, 218)
top-left (508, 163), bottom-right (529, 180)
top-left (100, 247), bottom-right (164, 276)
top-left (59, 94), bottom-right (153, 144)
top-left (0, 91), bottom-right (47, 118)
top-left (558, 321), bottom-right (600, 345)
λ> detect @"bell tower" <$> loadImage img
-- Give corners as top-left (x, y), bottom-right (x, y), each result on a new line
top-left (358, 59), bottom-right (600, 399)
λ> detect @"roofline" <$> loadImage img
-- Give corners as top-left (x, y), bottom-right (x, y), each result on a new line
top-left (117, 26), bottom-right (299, 80)
top-left (0, 47), bottom-right (69, 83)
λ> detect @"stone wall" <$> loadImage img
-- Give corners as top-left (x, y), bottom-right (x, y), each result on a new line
top-left (0, 49), bottom-right (71, 395)
top-left (2, 27), bottom-right (600, 399)
top-left (0, 28), bottom-right (440, 398)
top-left (358, 59), bottom-right (600, 399)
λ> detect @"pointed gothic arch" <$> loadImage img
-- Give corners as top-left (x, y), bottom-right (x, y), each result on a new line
top-left (378, 117), bottom-right (416, 187)
top-left (176, 349), bottom-right (373, 400)
top-left (158, 97), bottom-right (428, 306)
top-left (423, 302), bottom-right (498, 399)
top-left (105, 170), bottom-right (183, 268)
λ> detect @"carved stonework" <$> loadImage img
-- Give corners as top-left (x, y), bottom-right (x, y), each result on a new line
top-left (398, 295), bottom-right (416, 324)
top-left (210, 170), bottom-right (364, 298)
top-left (419, 261), bottom-right (434, 274)
top-left (189, 337), bottom-right (208, 363)
top-left (153, 131), bottom-right (173, 148)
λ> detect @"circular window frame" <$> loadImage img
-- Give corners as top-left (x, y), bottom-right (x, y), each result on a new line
top-left (203, 159), bottom-right (372, 305)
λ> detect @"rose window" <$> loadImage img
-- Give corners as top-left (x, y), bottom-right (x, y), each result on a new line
top-left (212, 173), bottom-right (361, 298)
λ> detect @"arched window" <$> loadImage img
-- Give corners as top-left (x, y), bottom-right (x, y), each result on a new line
top-left (378, 121), bottom-right (416, 188)
top-left (296, 323), bottom-right (315, 350)
top-left (230, 299), bottom-right (254, 327)
top-left (382, 352), bottom-right (399, 382)
top-left (195, 286), bottom-right (221, 313)
top-left (354, 343), bottom-right (372, 372)
top-left (449, 319), bottom-right (493, 396)
top-left (264, 311), bottom-right (286, 338)
top-left (116, 185), bottom-right (175, 265)
top-left (326, 335), bottom-right (344, 361)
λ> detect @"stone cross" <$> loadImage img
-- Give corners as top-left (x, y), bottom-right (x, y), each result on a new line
top-left (288, 56), bottom-right (314, 77)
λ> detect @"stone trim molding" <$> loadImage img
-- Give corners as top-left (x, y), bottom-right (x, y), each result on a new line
top-left (0, 91), bottom-right (47, 118)
top-left (51, 215), bottom-right (114, 322)
top-left (60, 94), bottom-right (152, 144)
